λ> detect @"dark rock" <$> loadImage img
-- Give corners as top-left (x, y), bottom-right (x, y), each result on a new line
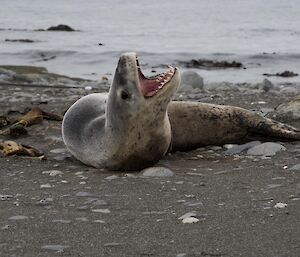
top-left (47, 24), bottom-right (75, 32)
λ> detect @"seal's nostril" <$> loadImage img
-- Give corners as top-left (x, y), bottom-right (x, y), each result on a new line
top-left (121, 90), bottom-right (130, 100)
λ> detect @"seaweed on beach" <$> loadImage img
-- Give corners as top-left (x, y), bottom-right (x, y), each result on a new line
top-left (0, 107), bottom-right (63, 137)
top-left (0, 107), bottom-right (62, 158)
top-left (179, 59), bottom-right (243, 69)
top-left (263, 70), bottom-right (298, 78)
top-left (0, 140), bottom-right (44, 158)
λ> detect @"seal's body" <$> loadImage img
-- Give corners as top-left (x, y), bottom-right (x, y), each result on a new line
top-left (168, 101), bottom-right (300, 151)
top-left (62, 52), bottom-right (300, 170)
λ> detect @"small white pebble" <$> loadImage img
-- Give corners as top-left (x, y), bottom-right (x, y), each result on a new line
top-left (182, 217), bottom-right (199, 224)
top-left (274, 202), bottom-right (288, 209)
top-left (40, 184), bottom-right (52, 189)
top-left (92, 209), bottom-right (111, 214)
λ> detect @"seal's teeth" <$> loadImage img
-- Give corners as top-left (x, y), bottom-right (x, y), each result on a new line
top-left (160, 82), bottom-right (164, 86)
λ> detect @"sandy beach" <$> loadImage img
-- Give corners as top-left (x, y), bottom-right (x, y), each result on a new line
top-left (1, 0), bottom-right (300, 255)
top-left (0, 65), bottom-right (299, 257)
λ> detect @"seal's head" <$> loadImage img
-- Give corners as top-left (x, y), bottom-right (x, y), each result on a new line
top-left (107, 52), bottom-right (179, 121)
top-left (106, 52), bottom-right (180, 170)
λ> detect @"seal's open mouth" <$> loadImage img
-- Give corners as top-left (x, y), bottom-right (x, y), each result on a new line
top-left (136, 57), bottom-right (175, 97)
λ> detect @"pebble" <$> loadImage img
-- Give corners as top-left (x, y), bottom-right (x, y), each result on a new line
top-left (178, 211), bottom-right (197, 220)
top-left (50, 148), bottom-right (68, 154)
top-left (141, 167), bottom-right (174, 177)
top-left (8, 215), bottom-right (28, 220)
top-left (289, 164), bottom-right (300, 171)
top-left (52, 219), bottom-right (72, 224)
top-left (94, 220), bottom-right (105, 223)
top-left (182, 217), bottom-right (199, 224)
top-left (0, 194), bottom-right (13, 201)
top-left (40, 183), bottom-right (53, 188)
top-left (76, 192), bottom-right (96, 197)
top-left (104, 242), bottom-right (124, 247)
top-left (42, 170), bottom-right (64, 176)
top-left (41, 245), bottom-right (70, 252)
top-left (247, 142), bottom-right (286, 156)
top-left (105, 175), bottom-right (118, 180)
top-left (279, 86), bottom-right (298, 94)
top-left (225, 141), bottom-right (261, 155)
top-left (75, 217), bottom-right (88, 222)
top-left (274, 203), bottom-right (288, 209)
top-left (176, 254), bottom-right (187, 257)
top-left (205, 82), bottom-right (238, 91)
top-left (1, 225), bottom-right (10, 230)
top-left (92, 209), bottom-right (111, 213)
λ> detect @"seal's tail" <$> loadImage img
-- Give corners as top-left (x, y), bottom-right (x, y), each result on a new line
top-left (250, 115), bottom-right (300, 140)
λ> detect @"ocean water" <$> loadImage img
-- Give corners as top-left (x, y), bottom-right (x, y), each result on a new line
top-left (0, 0), bottom-right (300, 83)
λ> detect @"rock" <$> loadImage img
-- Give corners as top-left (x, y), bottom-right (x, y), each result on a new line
top-left (141, 167), bottom-right (174, 177)
top-left (247, 142), bottom-right (286, 156)
top-left (47, 24), bottom-right (75, 32)
top-left (180, 70), bottom-right (204, 90)
top-left (280, 87), bottom-right (298, 94)
top-left (260, 79), bottom-right (274, 92)
top-left (267, 95), bottom-right (300, 123)
top-left (289, 164), bottom-right (300, 171)
top-left (225, 141), bottom-right (261, 155)
top-left (205, 82), bottom-right (239, 92)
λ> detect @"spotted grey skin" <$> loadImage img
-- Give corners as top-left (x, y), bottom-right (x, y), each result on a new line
top-left (63, 52), bottom-right (300, 171)
top-left (62, 52), bottom-right (179, 170)
top-left (167, 101), bottom-right (300, 151)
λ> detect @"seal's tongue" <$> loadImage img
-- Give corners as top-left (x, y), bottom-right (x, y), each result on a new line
top-left (138, 65), bottom-right (175, 97)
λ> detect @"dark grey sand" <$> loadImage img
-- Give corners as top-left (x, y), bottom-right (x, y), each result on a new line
top-left (0, 66), bottom-right (299, 257)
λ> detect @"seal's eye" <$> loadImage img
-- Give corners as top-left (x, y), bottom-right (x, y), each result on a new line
top-left (121, 90), bottom-right (130, 100)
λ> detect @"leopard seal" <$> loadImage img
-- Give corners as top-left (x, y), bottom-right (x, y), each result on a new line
top-left (62, 52), bottom-right (300, 171)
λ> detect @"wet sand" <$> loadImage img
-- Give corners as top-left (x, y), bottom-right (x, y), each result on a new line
top-left (0, 67), bottom-right (300, 257)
